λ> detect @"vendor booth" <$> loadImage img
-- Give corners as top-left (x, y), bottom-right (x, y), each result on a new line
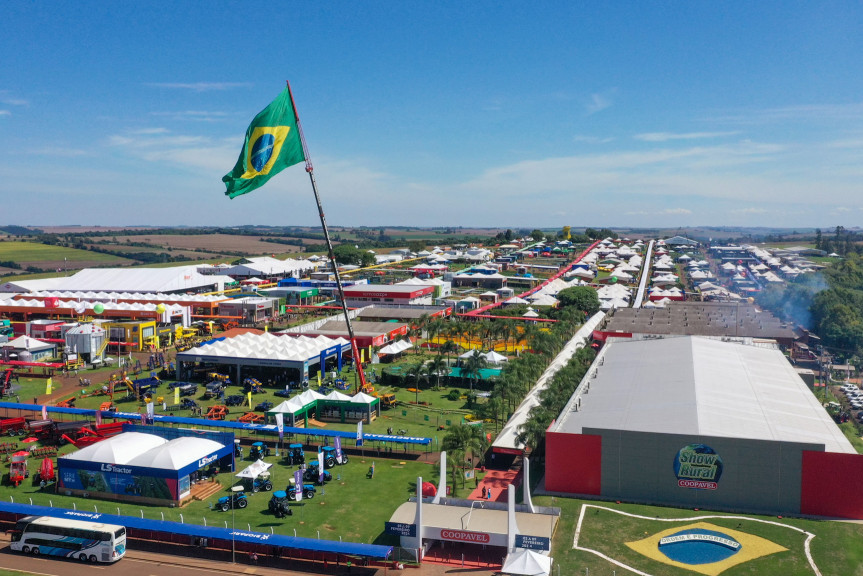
top-left (57, 426), bottom-right (234, 505)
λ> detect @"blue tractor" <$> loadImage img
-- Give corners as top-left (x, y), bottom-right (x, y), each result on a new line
top-left (287, 481), bottom-right (316, 500)
top-left (321, 445), bottom-right (347, 468)
top-left (249, 441), bottom-right (270, 461)
top-left (268, 490), bottom-right (293, 518)
top-left (287, 443), bottom-right (305, 465)
top-left (302, 460), bottom-right (332, 484)
top-left (216, 490), bottom-right (248, 511)
top-left (246, 472), bottom-right (273, 493)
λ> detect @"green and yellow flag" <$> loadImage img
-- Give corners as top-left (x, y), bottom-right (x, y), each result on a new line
top-left (222, 87), bottom-right (305, 199)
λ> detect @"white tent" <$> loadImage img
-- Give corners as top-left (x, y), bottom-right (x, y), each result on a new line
top-left (502, 549), bottom-right (551, 576)
top-left (127, 437), bottom-right (224, 470)
top-left (459, 349), bottom-right (485, 359)
top-left (351, 392), bottom-right (377, 404)
top-left (269, 398), bottom-right (305, 415)
top-left (504, 297), bottom-right (530, 305)
top-left (235, 460), bottom-right (273, 479)
top-left (378, 340), bottom-right (412, 355)
top-left (484, 351), bottom-right (508, 364)
top-left (522, 310), bottom-right (540, 318)
top-left (296, 389), bottom-right (326, 405)
top-left (61, 432), bottom-right (168, 465)
top-left (325, 390), bottom-right (352, 402)
top-left (3, 335), bottom-right (54, 351)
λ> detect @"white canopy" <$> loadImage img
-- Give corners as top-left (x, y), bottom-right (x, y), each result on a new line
top-left (502, 549), bottom-right (551, 576)
top-left (296, 389), bottom-right (326, 404)
top-left (522, 310), bottom-right (540, 318)
top-left (459, 349), bottom-right (485, 359)
top-left (3, 335), bottom-right (55, 351)
top-left (235, 460), bottom-right (273, 479)
top-left (269, 398), bottom-right (306, 414)
top-left (127, 437), bottom-right (224, 471)
top-left (484, 351), bottom-right (508, 364)
top-left (62, 432), bottom-right (168, 465)
top-left (378, 339), bottom-right (412, 355)
top-left (351, 392), bottom-right (377, 404)
top-left (324, 390), bottom-right (352, 402)
top-left (504, 297), bottom-right (530, 305)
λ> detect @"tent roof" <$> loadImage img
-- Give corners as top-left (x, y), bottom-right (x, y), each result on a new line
top-left (127, 437), bottom-right (224, 470)
top-left (179, 333), bottom-right (349, 364)
top-left (324, 391), bottom-right (352, 402)
top-left (378, 340), bottom-right (412, 355)
top-left (268, 398), bottom-right (306, 414)
top-left (485, 351), bottom-right (508, 364)
top-left (61, 432), bottom-right (168, 465)
top-left (502, 549), bottom-right (552, 576)
top-left (3, 335), bottom-right (55, 351)
top-left (235, 460), bottom-right (273, 479)
top-left (351, 392), bottom-right (377, 404)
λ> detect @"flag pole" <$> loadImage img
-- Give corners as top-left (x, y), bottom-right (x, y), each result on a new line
top-left (287, 82), bottom-right (368, 393)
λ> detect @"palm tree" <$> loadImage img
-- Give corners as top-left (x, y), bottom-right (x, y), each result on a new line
top-left (442, 423), bottom-right (486, 486)
top-left (407, 361), bottom-right (427, 405)
top-left (426, 355), bottom-right (448, 390)
top-left (461, 350), bottom-right (488, 394)
top-left (439, 340), bottom-right (460, 367)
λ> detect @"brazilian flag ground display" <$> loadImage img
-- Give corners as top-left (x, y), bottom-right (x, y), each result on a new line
top-left (222, 86), bottom-right (305, 199)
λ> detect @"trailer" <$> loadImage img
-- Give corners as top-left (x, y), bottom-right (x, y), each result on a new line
top-left (0, 417), bottom-right (27, 436)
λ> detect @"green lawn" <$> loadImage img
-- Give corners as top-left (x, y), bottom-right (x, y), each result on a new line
top-left (2, 453), bottom-right (438, 546)
top-left (535, 496), bottom-right (863, 576)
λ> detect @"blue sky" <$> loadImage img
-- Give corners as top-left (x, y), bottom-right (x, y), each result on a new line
top-left (2, 2), bottom-right (862, 229)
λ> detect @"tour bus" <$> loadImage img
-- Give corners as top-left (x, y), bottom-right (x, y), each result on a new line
top-left (9, 515), bottom-right (126, 563)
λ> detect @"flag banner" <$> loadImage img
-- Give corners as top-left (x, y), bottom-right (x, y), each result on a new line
top-left (174, 386), bottom-right (180, 405)
top-left (247, 391), bottom-right (253, 408)
top-left (357, 421), bottom-right (364, 447)
top-left (147, 401), bottom-right (155, 419)
top-left (334, 437), bottom-right (343, 464)
top-left (41, 405), bottom-right (47, 420)
top-left (318, 449), bottom-right (324, 483)
top-left (45, 379), bottom-right (52, 395)
top-left (95, 410), bottom-right (102, 426)
top-left (223, 87), bottom-right (305, 199)
top-left (275, 413), bottom-right (284, 442)
top-left (317, 372), bottom-right (321, 386)
top-left (294, 469), bottom-right (303, 501)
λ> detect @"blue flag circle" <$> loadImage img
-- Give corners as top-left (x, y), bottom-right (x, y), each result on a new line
top-left (251, 134), bottom-right (276, 172)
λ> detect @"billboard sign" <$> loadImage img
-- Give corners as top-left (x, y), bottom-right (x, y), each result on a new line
top-left (385, 522), bottom-right (416, 537)
top-left (440, 529), bottom-right (490, 544)
top-left (673, 444), bottom-right (723, 490)
top-left (515, 534), bottom-right (550, 551)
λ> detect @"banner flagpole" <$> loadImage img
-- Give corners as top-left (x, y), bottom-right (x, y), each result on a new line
top-left (287, 81), bottom-right (368, 393)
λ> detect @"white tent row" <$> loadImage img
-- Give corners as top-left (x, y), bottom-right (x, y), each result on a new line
top-left (0, 298), bottom-right (191, 325)
top-left (493, 312), bottom-right (605, 453)
top-left (378, 339), bottom-right (413, 355)
top-left (459, 350), bottom-right (509, 364)
top-left (29, 290), bottom-right (226, 303)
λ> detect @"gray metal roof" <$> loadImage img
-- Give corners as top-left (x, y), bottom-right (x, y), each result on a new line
top-left (552, 336), bottom-right (855, 454)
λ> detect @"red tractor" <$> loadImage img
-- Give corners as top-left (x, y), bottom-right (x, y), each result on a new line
top-left (8, 451), bottom-right (28, 486)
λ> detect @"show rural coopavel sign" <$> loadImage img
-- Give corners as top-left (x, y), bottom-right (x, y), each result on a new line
top-left (673, 444), bottom-right (723, 490)
top-left (440, 529), bottom-right (491, 544)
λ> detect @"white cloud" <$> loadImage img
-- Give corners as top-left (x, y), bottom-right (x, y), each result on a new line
top-left (662, 208), bottom-right (692, 215)
top-left (130, 127), bottom-right (170, 135)
top-left (0, 110), bottom-right (10, 117)
top-left (586, 93), bottom-right (612, 115)
top-left (573, 135), bottom-right (614, 144)
top-left (731, 208), bottom-right (769, 215)
top-left (146, 82), bottom-right (252, 92)
top-left (27, 147), bottom-right (87, 158)
top-left (634, 131), bottom-right (740, 142)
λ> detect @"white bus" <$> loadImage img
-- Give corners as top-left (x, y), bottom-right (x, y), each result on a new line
top-left (9, 515), bottom-right (126, 563)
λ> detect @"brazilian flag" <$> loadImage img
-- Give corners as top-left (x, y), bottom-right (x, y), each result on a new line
top-left (223, 87), bottom-right (306, 199)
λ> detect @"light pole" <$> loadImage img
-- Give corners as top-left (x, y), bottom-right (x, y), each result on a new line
top-left (231, 485), bottom-right (243, 563)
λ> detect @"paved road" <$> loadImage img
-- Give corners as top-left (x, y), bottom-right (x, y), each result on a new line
top-left (0, 546), bottom-right (497, 576)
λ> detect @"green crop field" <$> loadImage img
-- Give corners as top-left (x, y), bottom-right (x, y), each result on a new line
top-left (0, 241), bottom-right (130, 268)
top-left (536, 495), bottom-right (863, 576)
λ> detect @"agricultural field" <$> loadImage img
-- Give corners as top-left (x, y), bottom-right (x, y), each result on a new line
top-left (89, 233), bottom-right (319, 254)
top-left (0, 240), bottom-right (132, 270)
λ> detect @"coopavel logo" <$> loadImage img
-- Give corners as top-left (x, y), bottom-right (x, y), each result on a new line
top-left (440, 529), bottom-right (490, 543)
top-left (673, 444), bottom-right (723, 490)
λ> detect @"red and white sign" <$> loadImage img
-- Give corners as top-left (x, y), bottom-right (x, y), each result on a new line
top-left (440, 529), bottom-right (491, 544)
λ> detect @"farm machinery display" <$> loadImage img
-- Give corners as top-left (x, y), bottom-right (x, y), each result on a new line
top-left (303, 460), bottom-right (332, 484)
top-left (268, 490), bottom-right (293, 518)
